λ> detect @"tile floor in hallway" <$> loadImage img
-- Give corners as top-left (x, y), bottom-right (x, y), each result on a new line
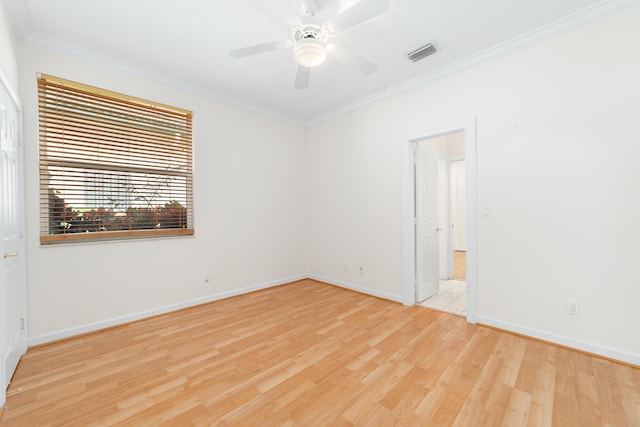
top-left (419, 279), bottom-right (467, 316)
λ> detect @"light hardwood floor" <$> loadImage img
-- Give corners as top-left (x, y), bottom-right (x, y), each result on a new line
top-left (2, 279), bottom-right (639, 426)
top-left (454, 250), bottom-right (466, 281)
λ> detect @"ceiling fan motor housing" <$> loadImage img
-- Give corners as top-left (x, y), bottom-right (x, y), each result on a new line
top-left (293, 15), bottom-right (329, 43)
top-left (293, 37), bottom-right (327, 67)
top-left (292, 14), bottom-right (330, 67)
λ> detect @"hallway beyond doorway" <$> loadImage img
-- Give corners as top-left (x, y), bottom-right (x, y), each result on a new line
top-left (419, 279), bottom-right (466, 316)
top-left (420, 251), bottom-right (467, 316)
top-left (454, 250), bottom-right (466, 280)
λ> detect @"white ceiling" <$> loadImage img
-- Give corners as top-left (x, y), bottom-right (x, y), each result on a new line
top-left (2, 0), bottom-right (626, 124)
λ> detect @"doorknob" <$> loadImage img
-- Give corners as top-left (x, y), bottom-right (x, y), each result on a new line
top-left (3, 253), bottom-right (18, 259)
top-left (435, 227), bottom-right (443, 232)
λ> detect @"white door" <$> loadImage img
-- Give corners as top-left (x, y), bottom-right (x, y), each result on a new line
top-left (1, 81), bottom-right (27, 405)
top-left (415, 142), bottom-right (440, 302)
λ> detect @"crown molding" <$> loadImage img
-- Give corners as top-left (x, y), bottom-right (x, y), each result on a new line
top-left (308, 0), bottom-right (640, 126)
top-left (13, 0), bottom-right (640, 128)
top-left (1, 0), bottom-right (32, 39)
top-left (22, 32), bottom-right (308, 127)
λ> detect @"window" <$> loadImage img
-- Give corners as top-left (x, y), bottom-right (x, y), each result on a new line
top-left (38, 74), bottom-right (194, 244)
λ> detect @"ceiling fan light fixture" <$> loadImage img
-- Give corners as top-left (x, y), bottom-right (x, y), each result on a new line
top-left (293, 38), bottom-right (327, 67)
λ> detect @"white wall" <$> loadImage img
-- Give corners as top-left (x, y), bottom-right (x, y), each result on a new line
top-left (19, 42), bottom-right (307, 342)
top-left (306, 6), bottom-right (640, 362)
top-left (8, 1), bottom-right (640, 364)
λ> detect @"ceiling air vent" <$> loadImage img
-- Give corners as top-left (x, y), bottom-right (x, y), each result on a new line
top-left (407, 43), bottom-right (436, 62)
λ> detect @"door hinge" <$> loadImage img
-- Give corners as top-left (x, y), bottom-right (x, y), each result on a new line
top-left (21, 318), bottom-right (25, 330)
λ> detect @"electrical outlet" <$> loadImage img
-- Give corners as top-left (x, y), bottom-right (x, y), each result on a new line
top-left (566, 300), bottom-right (579, 316)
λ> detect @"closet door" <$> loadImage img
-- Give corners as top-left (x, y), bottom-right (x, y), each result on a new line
top-left (1, 80), bottom-right (27, 406)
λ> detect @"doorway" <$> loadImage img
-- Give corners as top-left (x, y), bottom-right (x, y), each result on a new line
top-left (402, 119), bottom-right (477, 324)
top-left (414, 132), bottom-right (466, 315)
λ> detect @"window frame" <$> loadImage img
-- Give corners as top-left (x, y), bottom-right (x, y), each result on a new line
top-left (38, 74), bottom-right (194, 245)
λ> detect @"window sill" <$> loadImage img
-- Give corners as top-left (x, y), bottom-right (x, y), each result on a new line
top-left (40, 228), bottom-right (195, 245)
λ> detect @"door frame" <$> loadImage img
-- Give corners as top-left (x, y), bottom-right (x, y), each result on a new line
top-left (402, 118), bottom-right (477, 324)
top-left (0, 69), bottom-right (26, 408)
top-left (449, 155), bottom-right (465, 278)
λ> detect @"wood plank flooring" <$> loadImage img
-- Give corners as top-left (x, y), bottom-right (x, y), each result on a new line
top-left (454, 250), bottom-right (466, 281)
top-left (2, 279), bottom-right (639, 426)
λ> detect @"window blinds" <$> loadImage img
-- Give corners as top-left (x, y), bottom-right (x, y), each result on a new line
top-left (38, 74), bottom-right (194, 244)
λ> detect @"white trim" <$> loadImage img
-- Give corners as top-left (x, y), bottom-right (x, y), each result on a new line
top-left (477, 315), bottom-right (640, 367)
top-left (24, 274), bottom-right (640, 366)
top-left (22, 33), bottom-right (307, 127)
top-left (1, 0), bottom-right (33, 39)
top-left (11, 0), bottom-right (640, 127)
top-left (402, 119), bottom-right (477, 325)
top-left (465, 124), bottom-right (477, 324)
top-left (447, 155), bottom-right (465, 279)
top-left (307, 275), bottom-right (403, 304)
top-left (308, 0), bottom-right (640, 126)
top-left (0, 70), bottom-right (25, 408)
top-left (0, 68), bottom-right (22, 111)
top-left (28, 275), bottom-right (306, 346)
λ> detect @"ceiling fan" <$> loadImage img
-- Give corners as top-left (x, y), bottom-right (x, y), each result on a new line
top-left (230, 0), bottom-right (388, 89)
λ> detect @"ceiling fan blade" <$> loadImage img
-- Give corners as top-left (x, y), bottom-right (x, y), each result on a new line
top-left (243, 0), bottom-right (293, 38)
top-left (331, 46), bottom-right (377, 75)
top-left (328, 0), bottom-right (388, 33)
top-left (229, 40), bottom-right (291, 58)
top-left (295, 66), bottom-right (310, 90)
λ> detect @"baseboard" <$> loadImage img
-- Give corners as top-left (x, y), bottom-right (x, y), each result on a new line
top-left (476, 315), bottom-right (640, 367)
top-left (307, 274), bottom-right (403, 303)
top-left (28, 274), bottom-right (306, 347)
top-left (27, 278), bottom-right (637, 366)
